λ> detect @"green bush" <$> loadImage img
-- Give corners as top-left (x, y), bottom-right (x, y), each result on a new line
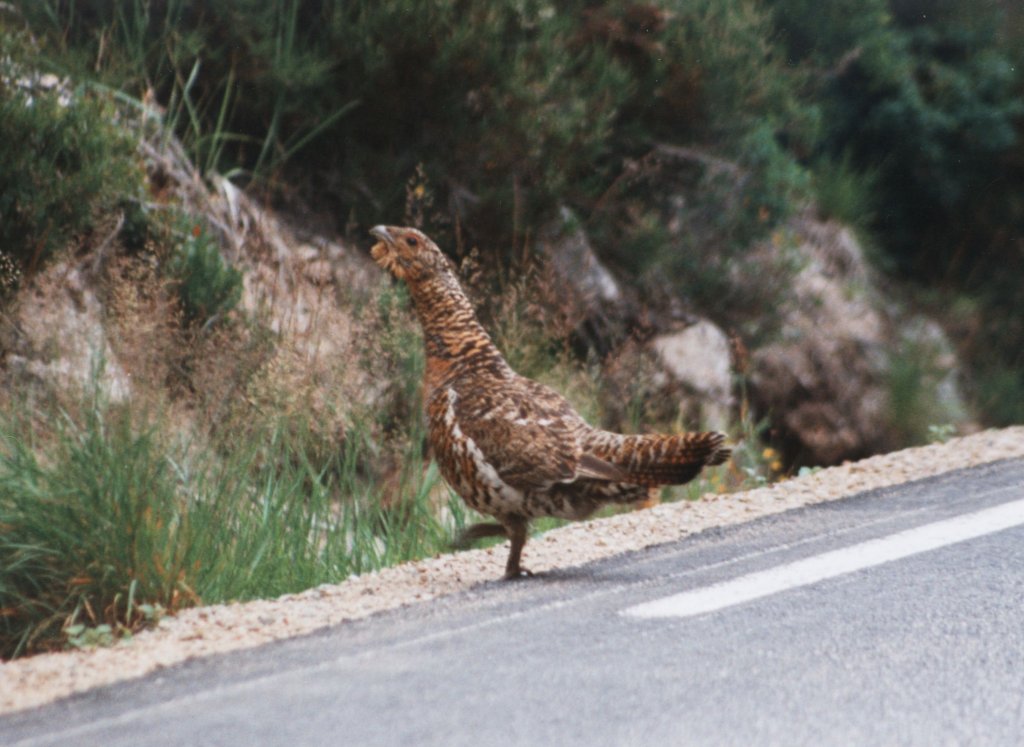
top-left (971, 363), bottom-right (1024, 428)
top-left (21, 1), bottom-right (812, 247)
top-left (0, 31), bottom-right (139, 277)
top-left (768, 0), bottom-right (1022, 270)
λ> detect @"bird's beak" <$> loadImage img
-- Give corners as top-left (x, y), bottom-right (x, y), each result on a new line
top-left (370, 225), bottom-right (397, 271)
top-left (370, 225), bottom-right (393, 244)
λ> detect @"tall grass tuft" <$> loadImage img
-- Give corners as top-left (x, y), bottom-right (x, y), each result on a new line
top-left (0, 400), bottom-right (193, 657)
top-left (165, 219), bottom-right (243, 328)
top-left (0, 385), bottom-right (458, 659)
top-left (812, 152), bottom-right (880, 235)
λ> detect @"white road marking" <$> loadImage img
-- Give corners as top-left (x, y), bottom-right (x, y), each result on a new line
top-left (623, 497), bottom-right (1024, 620)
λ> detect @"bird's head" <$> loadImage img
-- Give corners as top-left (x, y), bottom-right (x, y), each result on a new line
top-left (369, 225), bottom-right (448, 283)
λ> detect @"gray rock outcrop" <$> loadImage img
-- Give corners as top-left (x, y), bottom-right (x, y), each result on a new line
top-left (748, 216), bottom-right (970, 464)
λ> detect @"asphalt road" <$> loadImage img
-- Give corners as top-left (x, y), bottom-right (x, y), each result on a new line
top-left (4, 459), bottom-right (1024, 746)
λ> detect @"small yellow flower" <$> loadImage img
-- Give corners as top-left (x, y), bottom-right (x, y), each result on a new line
top-left (413, 184), bottom-right (426, 199)
top-left (770, 460), bottom-right (783, 472)
top-left (762, 447), bottom-right (777, 460)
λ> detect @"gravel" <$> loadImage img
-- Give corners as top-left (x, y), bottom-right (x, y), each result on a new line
top-left (2, 426), bottom-right (1023, 715)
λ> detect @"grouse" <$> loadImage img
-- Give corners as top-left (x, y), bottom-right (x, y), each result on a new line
top-left (370, 225), bottom-right (731, 579)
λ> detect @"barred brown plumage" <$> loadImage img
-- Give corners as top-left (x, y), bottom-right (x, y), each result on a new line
top-left (370, 225), bottom-right (731, 579)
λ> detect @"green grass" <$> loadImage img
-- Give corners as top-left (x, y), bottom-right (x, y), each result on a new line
top-left (812, 151), bottom-right (880, 235)
top-left (884, 337), bottom-right (967, 447)
top-left (0, 388), bottom-right (464, 659)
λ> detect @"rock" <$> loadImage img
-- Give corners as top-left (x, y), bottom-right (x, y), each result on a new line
top-left (536, 208), bottom-right (636, 354)
top-left (536, 208), bottom-right (736, 430)
top-left (650, 320), bottom-right (734, 430)
top-left (5, 262), bottom-right (131, 402)
top-left (538, 207), bottom-right (624, 309)
top-left (748, 216), bottom-right (971, 465)
top-left (597, 317), bottom-right (734, 433)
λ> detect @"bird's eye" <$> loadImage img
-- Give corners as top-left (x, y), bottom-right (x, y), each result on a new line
top-left (405, 237), bottom-right (419, 247)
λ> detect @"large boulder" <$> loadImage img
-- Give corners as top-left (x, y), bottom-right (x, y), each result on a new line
top-left (649, 320), bottom-right (734, 431)
top-left (748, 216), bottom-right (971, 465)
top-left (596, 317), bottom-right (734, 434)
top-left (3, 261), bottom-right (132, 403)
top-left (537, 207), bottom-right (625, 313)
top-left (537, 208), bottom-right (735, 431)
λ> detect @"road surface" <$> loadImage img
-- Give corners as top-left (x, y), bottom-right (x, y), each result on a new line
top-left (4, 459), bottom-right (1024, 746)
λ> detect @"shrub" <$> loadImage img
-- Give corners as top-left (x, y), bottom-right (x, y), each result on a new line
top-left (22, 2), bottom-right (816, 249)
top-left (885, 340), bottom-right (951, 446)
top-left (0, 31), bottom-right (139, 278)
top-left (0, 401), bottom-right (193, 656)
top-left (971, 363), bottom-right (1024, 428)
top-left (768, 0), bottom-right (1023, 271)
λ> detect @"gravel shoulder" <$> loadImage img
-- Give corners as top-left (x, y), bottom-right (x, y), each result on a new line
top-left (3, 427), bottom-right (1023, 715)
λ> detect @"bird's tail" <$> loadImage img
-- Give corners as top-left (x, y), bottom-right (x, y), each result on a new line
top-left (584, 430), bottom-right (731, 487)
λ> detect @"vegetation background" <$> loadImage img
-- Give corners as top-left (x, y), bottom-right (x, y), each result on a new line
top-left (1, 0), bottom-right (1022, 657)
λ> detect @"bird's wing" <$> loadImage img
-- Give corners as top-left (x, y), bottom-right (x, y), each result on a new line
top-left (444, 377), bottom-right (619, 492)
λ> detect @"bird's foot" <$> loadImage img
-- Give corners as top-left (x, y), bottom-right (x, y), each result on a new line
top-left (502, 566), bottom-right (534, 581)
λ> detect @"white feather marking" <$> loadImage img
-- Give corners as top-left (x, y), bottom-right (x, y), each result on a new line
top-left (511, 416), bottom-right (553, 427)
top-left (442, 389), bottom-right (525, 511)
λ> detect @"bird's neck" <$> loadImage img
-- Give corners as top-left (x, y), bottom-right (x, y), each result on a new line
top-left (407, 271), bottom-right (511, 393)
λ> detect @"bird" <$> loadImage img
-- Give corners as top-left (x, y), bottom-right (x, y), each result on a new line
top-left (369, 225), bottom-right (731, 580)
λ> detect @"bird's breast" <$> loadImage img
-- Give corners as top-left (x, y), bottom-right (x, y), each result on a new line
top-left (428, 388), bottom-right (526, 518)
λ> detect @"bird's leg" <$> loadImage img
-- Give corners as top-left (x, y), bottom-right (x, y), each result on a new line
top-left (453, 521), bottom-right (507, 550)
top-left (503, 518), bottom-right (532, 580)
